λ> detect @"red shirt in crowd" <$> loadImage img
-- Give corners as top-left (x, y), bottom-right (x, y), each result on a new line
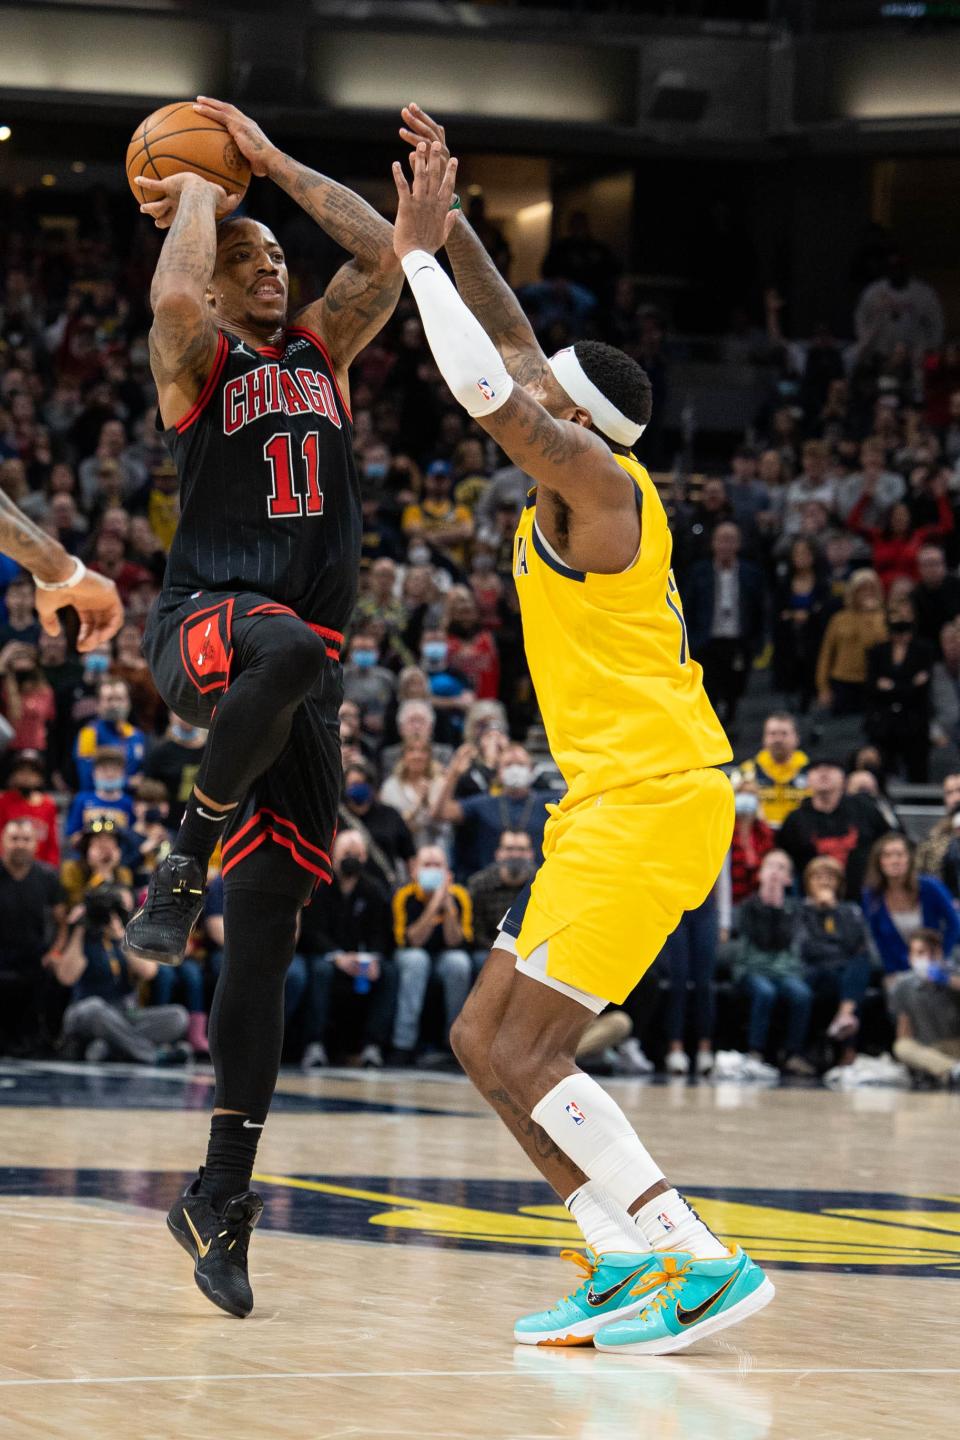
top-left (446, 629), bottom-right (500, 700)
top-left (847, 490), bottom-right (953, 590)
top-left (0, 788), bottom-right (60, 866)
top-left (730, 817), bottom-right (776, 904)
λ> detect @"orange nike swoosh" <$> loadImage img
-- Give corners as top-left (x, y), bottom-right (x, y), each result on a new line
top-left (183, 1208), bottom-right (211, 1258)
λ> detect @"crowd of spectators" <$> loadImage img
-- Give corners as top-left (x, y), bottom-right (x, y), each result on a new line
top-left (3, 197), bottom-right (960, 1086)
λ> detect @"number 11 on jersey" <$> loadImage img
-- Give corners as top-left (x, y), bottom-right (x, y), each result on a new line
top-left (263, 431), bottom-right (325, 519)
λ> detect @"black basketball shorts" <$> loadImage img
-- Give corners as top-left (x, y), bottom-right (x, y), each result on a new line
top-left (144, 589), bottom-right (344, 902)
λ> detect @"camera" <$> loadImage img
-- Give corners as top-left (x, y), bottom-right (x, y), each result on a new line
top-left (83, 885), bottom-right (131, 930)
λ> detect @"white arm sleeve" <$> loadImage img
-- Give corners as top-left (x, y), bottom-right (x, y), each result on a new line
top-left (400, 249), bottom-right (513, 419)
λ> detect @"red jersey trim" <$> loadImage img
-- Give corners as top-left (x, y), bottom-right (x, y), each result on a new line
top-left (286, 325), bottom-right (352, 422)
top-left (220, 806), bottom-right (333, 885)
top-left (175, 331), bottom-right (229, 435)
top-left (243, 603), bottom-right (343, 660)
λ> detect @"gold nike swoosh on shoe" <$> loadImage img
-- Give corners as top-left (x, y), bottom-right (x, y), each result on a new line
top-left (183, 1208), bottom-right (212, 1258)
top-left (675, 1272), bottom-right (738, 1326)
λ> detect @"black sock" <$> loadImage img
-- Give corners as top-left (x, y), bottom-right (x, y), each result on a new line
top-left (175, 790), bottom-right (234, 866)
top-left (198, 1113), bottom-right (264, 1210)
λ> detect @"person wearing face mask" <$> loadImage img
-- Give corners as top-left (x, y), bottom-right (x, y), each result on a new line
top-left (340, 760), bottom-right (416, 891)
top-left (298, 831), bottom-right (398, 1071)
top-left (74, 676), bottom-right (145, 791)
top-left (467, 829), bottom-right (536, 959)
top-left (65, 748), bottom-right (137, 847)
top-left (342, 626), bottom-right (397, 739)
top-left (391, 843), bottom-right (473, 1065)
top-left (0, 749), bottom-right (59, 866)
top-left (864, 596), bottom-right (935, 782)
top-left (433, 742), bottom-right (561, 879)
top-left (727, 778), bottom-right (775, 914)
top-left (419, 627), bottom-right (474, 745)
top-left (143, 714), bottom-right (209, 828)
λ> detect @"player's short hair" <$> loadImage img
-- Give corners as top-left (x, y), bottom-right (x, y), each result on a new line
top-left (572, 341), bottom-right (653, 441)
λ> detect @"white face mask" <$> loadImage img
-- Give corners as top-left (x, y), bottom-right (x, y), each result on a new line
top-left (501, 764), bottom-right (532, 790)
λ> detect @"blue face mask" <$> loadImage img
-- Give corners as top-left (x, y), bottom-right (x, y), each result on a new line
top-left (365, 461), bottom-right (388, 481)
top-left (418, 865), bottom-right (446, 893)
top-left (422, 641), bottom-right (448, 665)
top-left (346, 781), bottom-right (372, 807)
top-left (85, 654), bottom-right (110, 675)
top-left (352, 649), bottom-right (377, 668)
top-left (96, 776), bottom-right (124, 794)
top-left (171, 723), bottom-right (202, 743)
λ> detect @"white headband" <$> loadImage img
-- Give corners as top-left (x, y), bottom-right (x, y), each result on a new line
top-left (548, 347), bottom-right (645, 448)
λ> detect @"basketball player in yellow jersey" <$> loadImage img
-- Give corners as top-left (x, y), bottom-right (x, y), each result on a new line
top-left (393, 118), bottom-right (773, 1354)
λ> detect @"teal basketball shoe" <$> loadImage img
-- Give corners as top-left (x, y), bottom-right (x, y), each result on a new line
top-left (594, 1247), bottom-right (774, 1355)
top-left (514, 1247), bottom-right (672, 1346)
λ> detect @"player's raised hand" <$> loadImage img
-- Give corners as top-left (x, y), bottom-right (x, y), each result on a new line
top-left (399, 104), bottom-right (450, 166)
top-left (135, 172), bottom-right (238, 229)
top-left (193, 97), bottom-right (279, 177)
top-left (392, 141), bottom-right (458, 261)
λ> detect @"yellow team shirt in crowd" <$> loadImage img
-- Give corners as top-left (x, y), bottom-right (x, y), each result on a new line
top-left (739, 748), bottom-right (811, 828)
top-left (512, 452), bottom-right (731, 811)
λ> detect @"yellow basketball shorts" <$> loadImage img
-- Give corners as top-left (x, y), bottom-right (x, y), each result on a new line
top-left (498, 767), bottom-right (734, 1007)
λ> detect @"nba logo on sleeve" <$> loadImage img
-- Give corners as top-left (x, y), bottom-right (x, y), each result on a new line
top-left (477, 377), bottom-right (497, 402)
top-left (565, 1100), bottom-right (587, 1126)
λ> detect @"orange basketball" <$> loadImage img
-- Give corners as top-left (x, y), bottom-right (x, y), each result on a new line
top-left (125, 101), bottom-right (251, 203)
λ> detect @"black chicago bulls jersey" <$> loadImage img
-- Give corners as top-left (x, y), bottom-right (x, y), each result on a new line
top-left (160, 324), bottom-right (360, 633)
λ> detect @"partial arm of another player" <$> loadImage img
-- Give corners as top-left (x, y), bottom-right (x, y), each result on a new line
top-left (392, 144), bottom-right (625, 507)
top-left (193, 98), bottom-right (402, 378)
top-left (138, 171), bottom-right (234, 423)
top-left (0, 490), bottom-right (123, 651)
top-left (399, 104), bottom-right (549, 387)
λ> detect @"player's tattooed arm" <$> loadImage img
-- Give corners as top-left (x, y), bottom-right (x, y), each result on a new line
top-left (399, 105), bottom-right (548, 386)
top-left (0, 490), bottom-right (73, 584)
top-left (0, 492), bottom-right (124, 650)
top-left (191, 97), bottom-right (401, 373)
top-left (146, 174), bottom-right (222, 406)
top-left (478, 383), bottom-right (628, 509)
top-left (445, 217), bottom-right (550, 386)
top-left (268, 154), bottom-right (402, 373)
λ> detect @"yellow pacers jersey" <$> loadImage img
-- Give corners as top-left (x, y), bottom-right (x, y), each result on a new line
top-left (513, 453), bottom-right (731, 808)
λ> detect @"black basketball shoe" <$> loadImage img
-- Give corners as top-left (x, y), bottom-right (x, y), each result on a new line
top-left (167, 1170), bottom-right (264, 1318)
top-left (124, 853), bottom-right (205, 965)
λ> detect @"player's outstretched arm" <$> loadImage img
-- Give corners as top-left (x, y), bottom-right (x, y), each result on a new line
top-left (393, 144), bottom-right (625, 508)
top-left (194, 98), bottom-right (402, 379)
top-left (0, 491), bottom-right (124, 651)
top-left (399, 105), bottom-right (548, 387)
top-left (140, 172), bottom-right (226, 423)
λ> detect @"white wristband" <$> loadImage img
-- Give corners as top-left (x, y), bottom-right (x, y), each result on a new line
top-left (34, 557), bottom-right (87, 592)
top-left (400, 249), bottom-right (513, 419)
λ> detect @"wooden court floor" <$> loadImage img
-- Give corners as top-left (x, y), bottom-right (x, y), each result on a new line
top-left (1, 1062), bottom-right (958, 1439)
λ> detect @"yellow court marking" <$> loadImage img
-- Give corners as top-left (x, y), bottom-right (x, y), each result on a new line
top-left (252, 1174), bottom-right (960, 1270)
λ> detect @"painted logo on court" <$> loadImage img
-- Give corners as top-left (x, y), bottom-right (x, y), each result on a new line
top-left (4, 1169), bottom-right (959, 1277)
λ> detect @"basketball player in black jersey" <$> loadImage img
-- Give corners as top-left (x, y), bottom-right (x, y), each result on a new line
top-left (125, 98), bottom-right (402, 1316)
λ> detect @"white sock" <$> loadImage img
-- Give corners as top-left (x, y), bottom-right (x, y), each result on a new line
top-left (566, 1181), bottom-right (649, 1258)
top-left (634, 1188), bottom-right (728, 1259)
top-left (530, 1073), bottom-right (665, 1211)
